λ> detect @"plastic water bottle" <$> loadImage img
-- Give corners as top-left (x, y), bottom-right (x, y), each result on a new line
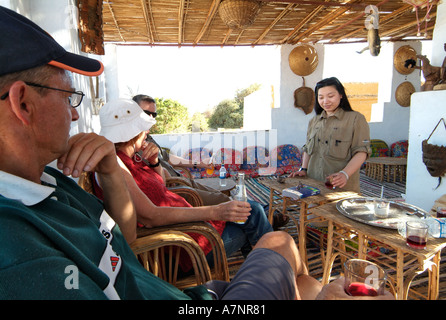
top-left (424, 216), bottom-right (446, 238)
top-left (219, 164), bottom-right (227, 186)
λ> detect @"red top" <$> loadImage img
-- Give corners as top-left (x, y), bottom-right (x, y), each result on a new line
top-left (93, 151), bottom-right (226, 271)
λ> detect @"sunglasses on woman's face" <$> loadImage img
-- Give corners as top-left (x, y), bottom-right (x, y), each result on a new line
top-left (144, 110), bottom-right (157, 118)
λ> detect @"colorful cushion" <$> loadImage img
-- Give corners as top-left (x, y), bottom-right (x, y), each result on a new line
top-left (182, 147), bottom-right (212, 178)
top-left (390, 140), bottom-right (408, 158)
top-left (213, 148), bottom-right (242, 177)
top-left (270, 144), bottom-right (302, 174)
top-left (240, 146), bottom-right (269, 177)
top-left (370, 139), bottom-right (389, 157)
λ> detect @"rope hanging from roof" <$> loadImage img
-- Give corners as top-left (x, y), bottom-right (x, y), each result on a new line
top-left (218, 0), bottom-right (261, 30)
top-left (402, 0), bottom-right (437, 37)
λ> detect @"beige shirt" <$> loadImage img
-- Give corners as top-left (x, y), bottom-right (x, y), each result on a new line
top-left (302, 108), bottom-right (371, 193)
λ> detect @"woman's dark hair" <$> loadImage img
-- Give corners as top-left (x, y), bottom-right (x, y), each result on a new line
top-left (314, 77), bottom-right (353, 115)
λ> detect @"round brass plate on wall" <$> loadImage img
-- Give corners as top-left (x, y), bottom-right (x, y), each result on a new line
top-left (288, 45), bottom-right (318, 76)
top-left (394, 45), bottom-right (417, 75)
top-left (395, 81), bottom-right (416, 107)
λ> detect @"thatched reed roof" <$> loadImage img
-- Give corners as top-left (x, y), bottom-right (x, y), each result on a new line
top-left (78, 0), bottom-right (439, 53)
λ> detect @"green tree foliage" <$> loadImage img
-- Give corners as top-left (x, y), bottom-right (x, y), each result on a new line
top-left (151, 98), bottom-right (190, 134)
top-left (188, 112), bottom-right (209, 132)
top-left (208, 83), bottom-right (261, 130)
top-left (145, 83), bottom-right (261, 133)
top-left (208, 99), bottom-right (242, 129)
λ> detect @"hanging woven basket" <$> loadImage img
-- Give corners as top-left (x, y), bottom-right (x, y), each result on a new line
top-left (219, 0), bottom-right (261, 30)
top-left (422, 118), bottom-right (446, 178)
top-left (395, 81), bottom-right (416, 107)
top-left (294, 77), bottom-right (315, 115)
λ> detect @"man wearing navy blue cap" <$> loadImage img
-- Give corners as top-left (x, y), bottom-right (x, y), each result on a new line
top-left (0, 6), bottom-right (393, 301)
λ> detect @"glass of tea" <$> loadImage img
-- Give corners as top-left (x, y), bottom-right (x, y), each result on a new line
top-left (406, 221), bottom-right (428, 250)
top-left (437, 207), bottom-right (446, 218)
top-left (206, 163), bottom-right (214, 176)
top-left (344, 259), bottom-right (388, 296)
top-left (325, 175), bottom-right (335, 189)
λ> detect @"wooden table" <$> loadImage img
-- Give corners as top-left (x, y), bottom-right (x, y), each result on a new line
top-left (310, 201), bottom-right (446, 300)
top-left (365, 157), bottom-right (407, 182)
top-left (260, 176), bottom-right (358, 268)
top-left (195, 177), bottom-right (236, 196)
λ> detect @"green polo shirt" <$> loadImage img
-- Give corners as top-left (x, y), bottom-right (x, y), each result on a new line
top-left (302, 108), bottom-right (371, 193)
top-left (0, 166), bottom-right (211, 300)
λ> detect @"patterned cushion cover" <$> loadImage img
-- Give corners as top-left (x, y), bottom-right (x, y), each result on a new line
top-left (370, 139), bottom-right (389, 157)
top-left (240, 146), bottom-right (270, 177)
top-left (182, 147), bottom-right (212, 178)
top-left (213, 148), bottom-right (242, 177)
top-left (270, 144), bottom-right (302, 175)
top-left (390, 140), bottom-right (408, 158)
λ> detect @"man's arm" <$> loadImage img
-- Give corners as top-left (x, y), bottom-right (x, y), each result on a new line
top-left (57, 133), bottom-right (137, 243)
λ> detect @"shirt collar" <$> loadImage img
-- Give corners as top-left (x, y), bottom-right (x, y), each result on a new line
top-left (320, 108), bottom-right (345, 120)
top-left (0, 170), bottom-right (56, 206)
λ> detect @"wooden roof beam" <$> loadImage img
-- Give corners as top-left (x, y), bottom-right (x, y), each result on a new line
top-left (252, 3), bottom-right (296, 45)
top-left (178, 0), bottom-right (186, 45)
top-left (140, 0), bottom-right (154, 44)
top-left (105, 1), bottom-right (125, 42)
top-left (381, 12), bottom-right (436, 38)
top-left (291, 0), bottom-right (357, 44)
top-left (194, 0), bottom-right (221, 45)
top-left (322, 0), bottom-right (395, 43)
top-left (280, 2), bottom-right (325, 44)
top-left (261, 0), bottom-right (365, 8)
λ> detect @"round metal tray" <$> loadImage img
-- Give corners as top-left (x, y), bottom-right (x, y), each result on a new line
top-left (336, 197), bottom-right (428, 230)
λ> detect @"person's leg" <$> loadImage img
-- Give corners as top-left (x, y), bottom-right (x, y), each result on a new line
top-left (253, 231), bottom-right (323, 300)
top-left (210, 231), bottom-right (323, 300)
top-left (237, 200), bottom-right (273, 250)
top-left (190, 180), bottom-right (231, 205)
top-left (218, 201), bottom-right (273, 258)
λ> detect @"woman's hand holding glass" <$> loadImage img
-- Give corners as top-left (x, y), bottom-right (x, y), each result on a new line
top-left (327, 172), bottom-right (348, 189)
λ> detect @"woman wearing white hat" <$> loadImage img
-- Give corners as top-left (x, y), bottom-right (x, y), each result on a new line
top-left (96, 99), bottom-right (273, 269)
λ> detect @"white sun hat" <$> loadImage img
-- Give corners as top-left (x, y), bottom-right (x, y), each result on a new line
top-left (99, 98), bottom-right (156, 143)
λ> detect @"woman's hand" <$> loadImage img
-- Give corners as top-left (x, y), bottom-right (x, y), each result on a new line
top-left (139, 141), bottom-right (160, 166)
top-left (327, 172), bottom-right (348, 189)
top-left (289, 170), bottom-right (307, 178)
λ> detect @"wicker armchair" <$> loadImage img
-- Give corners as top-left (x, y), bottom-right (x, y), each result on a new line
top-left (130, 230), bottom-right (212, 289)
top-left (78, 171), bottom-right (229, 289)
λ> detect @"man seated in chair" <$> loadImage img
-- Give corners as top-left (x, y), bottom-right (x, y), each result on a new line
top-left (0, 6), bottom-right (393, 301)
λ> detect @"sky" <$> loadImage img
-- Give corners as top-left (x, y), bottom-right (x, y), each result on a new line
top-left (113, 41), bottom-right (432, 115)
top-left (115, 45), bottom-right (281, 115)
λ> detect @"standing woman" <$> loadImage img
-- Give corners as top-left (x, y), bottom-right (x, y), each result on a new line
top-left (290, 77), bottom-right (371, 193)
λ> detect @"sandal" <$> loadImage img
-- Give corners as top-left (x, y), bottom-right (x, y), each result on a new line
top-left (273, 213), bottom-right (290, 230)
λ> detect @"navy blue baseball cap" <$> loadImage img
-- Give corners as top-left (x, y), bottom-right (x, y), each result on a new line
top-left (0, 6), bottom-right (103, 77)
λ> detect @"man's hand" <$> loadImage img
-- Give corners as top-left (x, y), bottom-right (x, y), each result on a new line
top-left (58, 132), bottom-right (137, 243)
top-left (57, 133), bottom-right (119, 178)
top-left (213, 201), bottom-right (252, 222)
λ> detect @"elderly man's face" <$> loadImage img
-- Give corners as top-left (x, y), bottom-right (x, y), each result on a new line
top-left (32, 70), bottom-right (80, 158)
